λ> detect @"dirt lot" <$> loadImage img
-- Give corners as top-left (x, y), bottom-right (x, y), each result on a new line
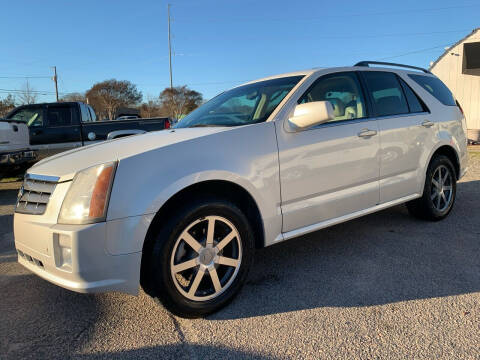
top-left (1, 150), bottom-right (479, 359)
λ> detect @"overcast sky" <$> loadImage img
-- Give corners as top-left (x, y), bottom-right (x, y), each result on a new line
top-left (1, 0), bottom-right (479, 102)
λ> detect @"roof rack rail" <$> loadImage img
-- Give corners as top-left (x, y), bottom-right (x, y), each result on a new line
top-left (354, 61), bottom-right (430, 74)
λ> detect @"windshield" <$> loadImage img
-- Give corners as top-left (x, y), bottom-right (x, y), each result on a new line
top-left (175, 75), bottom-right (304, 128)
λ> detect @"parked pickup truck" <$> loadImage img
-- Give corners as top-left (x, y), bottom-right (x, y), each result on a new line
top-left (0, 119), bottom-right (36, 175)
top-left (5, 102), bottom-right (170, 159)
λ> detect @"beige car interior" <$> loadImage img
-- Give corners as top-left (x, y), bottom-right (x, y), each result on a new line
top-left (302, 74), bottom-right (365, 122)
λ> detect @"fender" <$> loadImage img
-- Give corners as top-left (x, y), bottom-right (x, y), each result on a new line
top-left (418, 137), bottom-right (461, 195)
top-left (105, 171), bottom-right (276, 256)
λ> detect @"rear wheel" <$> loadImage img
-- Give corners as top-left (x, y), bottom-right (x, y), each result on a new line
top-left (144, 197), bottom-right (254, 318)
top-left (407, 155), bottom-right (456, 221)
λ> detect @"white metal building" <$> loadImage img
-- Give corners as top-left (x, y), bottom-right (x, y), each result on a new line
top-left (430, 28), bottom-right (480, 141)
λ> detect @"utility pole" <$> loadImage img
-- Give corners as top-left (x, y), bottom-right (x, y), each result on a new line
top-left (52, 66), bottom-right (59, 101)
top-left (167, 4), bottom-right (173, 89)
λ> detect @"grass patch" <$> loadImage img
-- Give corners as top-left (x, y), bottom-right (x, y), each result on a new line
top-left (469, 151), bottom-right (480, 159)
top-left (0, 177), bottom-right (22, 183)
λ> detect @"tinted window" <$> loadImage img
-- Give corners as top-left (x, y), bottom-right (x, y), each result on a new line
top-left (363, 71), bottom-right (409, 117)
top-left (299, 72), bottom-right (366, 122)
top-left (47, 106), bottom-right (72, 126)
top-left (398, 78), bottom-right (426, 113)
top-left (408, 74), bottom-right (456, 106)
top-left (8, 107), bottom-right (44, 127)
top-left (80, 103), bottom-right (91, 122)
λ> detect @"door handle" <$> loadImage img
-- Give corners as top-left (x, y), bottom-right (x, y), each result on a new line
top-left (358, 129), bottom-right (377, 138)
top-left (421, 120), bottom-right (434, 128)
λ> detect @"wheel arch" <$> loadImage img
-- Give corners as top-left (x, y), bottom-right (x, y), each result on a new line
top-left (140, 179), bottom-right (266, 292)
top-left (428, 144), bottom-right (460, 179)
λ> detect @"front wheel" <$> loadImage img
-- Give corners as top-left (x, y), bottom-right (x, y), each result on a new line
top-left (407, 155), bottom-right (457, 221)
top-left (144, 197), bottom-right (255, 318)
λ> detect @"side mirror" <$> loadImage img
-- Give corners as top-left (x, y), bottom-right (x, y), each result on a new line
top-left (288, 101), bottom-right (335, 130)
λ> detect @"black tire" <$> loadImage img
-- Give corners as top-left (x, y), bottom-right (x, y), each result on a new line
top-left (406, 155), bottom-right (456, 221)
top-left (144, 196), bottom-right (255, 318)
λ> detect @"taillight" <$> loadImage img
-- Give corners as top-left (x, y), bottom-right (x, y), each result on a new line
top-left (456, 100), bottom-right (464, 116)
top-left (165, 119), bottom-right (171, 129)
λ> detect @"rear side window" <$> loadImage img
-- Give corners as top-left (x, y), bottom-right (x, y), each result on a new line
top-left (362, 71), bottom-right (409, 117)
top-left (88, 106), bottom-right (97, 122)
top-left (80, 103), bottom-right (91, 122)
top-left (398, 77), bottom-right (427, 113)
top-left (408, 74), bottom-right (456, 106)
top-left (47, 106), bottom-right (72, 126)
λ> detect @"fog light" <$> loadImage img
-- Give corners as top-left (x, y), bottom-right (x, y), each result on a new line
top-left (53, 233), bottom-right (72, 271)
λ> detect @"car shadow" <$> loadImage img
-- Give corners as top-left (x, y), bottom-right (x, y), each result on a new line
top-left (0, 188), bottom-right (18, 206)
top-left (211, 179), bottom-right (480, 320)
top-left (0, 273), bottom-right (101, 359)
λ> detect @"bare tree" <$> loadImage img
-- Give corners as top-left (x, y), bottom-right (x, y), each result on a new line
top-left (159, 86), bottom-right (202, 120)
top-left (86, 79), bottom-right (142, 120)
top-left (138, 95), bottom-right (163, 118)
top-left (0, 94), bottom-right (16, 117)
top-left (59, 92), bottom-right (86, 103)
top-left (17, 81), bottom-right (37, 105)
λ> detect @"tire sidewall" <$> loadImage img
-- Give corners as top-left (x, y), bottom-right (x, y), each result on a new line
top-left (149, 197), bottom-right (254, 317)
top-left (423, 155), bottom-right (456, 219)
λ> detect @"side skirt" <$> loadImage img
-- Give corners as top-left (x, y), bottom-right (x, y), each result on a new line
top-left (272, 193), bottom-right (420, 245)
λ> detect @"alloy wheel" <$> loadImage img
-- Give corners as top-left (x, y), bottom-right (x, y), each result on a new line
top-left (430, 165), bottom-right (453, 212)
top-left (170, 216), bottom-right (242, 301)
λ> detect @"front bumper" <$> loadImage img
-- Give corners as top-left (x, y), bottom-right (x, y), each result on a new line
top-left (14, 215), bottom-right (142, 295)
top-left (0, 149), bottom-right (37, 166)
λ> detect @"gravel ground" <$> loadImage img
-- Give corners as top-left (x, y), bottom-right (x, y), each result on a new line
top-left (1, 149), bottom-right (479, 359)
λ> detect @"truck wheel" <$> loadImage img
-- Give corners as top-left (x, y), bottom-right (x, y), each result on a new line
top-left (145, 196), bottom-right (255, 318)
top-left (406, 155), bottom-right (456, 221)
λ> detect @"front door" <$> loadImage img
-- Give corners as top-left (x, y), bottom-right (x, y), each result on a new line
top-left (276, 71), bottom-right (380, 233)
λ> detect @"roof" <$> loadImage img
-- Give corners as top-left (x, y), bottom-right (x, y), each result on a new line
top-left (237, 63), bottom-right (433, 89)
top-left (429, 28), bottom-right (480, 70)
top-left (14, 101), bottom-right (84, 108)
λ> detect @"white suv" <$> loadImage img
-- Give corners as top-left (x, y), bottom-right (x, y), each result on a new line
top-left (14, 62), bottom-right (468, 317)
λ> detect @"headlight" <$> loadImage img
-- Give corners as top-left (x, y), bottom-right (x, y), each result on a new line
top-left (58, 162), bottom-right (117, 225)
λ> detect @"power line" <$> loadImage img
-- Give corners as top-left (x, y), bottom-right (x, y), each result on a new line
top-left (179, 4), bottom-right (480, 23)
top-left (378, 44), bottom-right (452, 60)
top-left (0, 76), bottom-right (51, 79)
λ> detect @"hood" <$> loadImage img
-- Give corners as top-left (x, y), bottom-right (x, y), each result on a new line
top-left (28, 127), bottom-right (229, 181)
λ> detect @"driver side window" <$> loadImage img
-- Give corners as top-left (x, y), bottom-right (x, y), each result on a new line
top-left (299, 72), bottom-right (367, 122)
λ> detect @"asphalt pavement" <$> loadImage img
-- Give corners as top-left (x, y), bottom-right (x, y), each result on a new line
top-left (1, 151), bottom-right (479, 359)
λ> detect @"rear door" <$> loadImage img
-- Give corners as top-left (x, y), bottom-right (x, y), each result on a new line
top-left (43, 104), bottom-right (82, 157)
top-left (360, 71), bottom-right (435, 203)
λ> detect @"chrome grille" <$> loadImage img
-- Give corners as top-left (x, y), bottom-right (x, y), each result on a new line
top-left (15, 174), bottom-right (59, 215)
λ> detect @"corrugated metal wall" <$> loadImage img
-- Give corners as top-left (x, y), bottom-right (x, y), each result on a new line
top-left (431, 29), bottom-right (480, 140)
